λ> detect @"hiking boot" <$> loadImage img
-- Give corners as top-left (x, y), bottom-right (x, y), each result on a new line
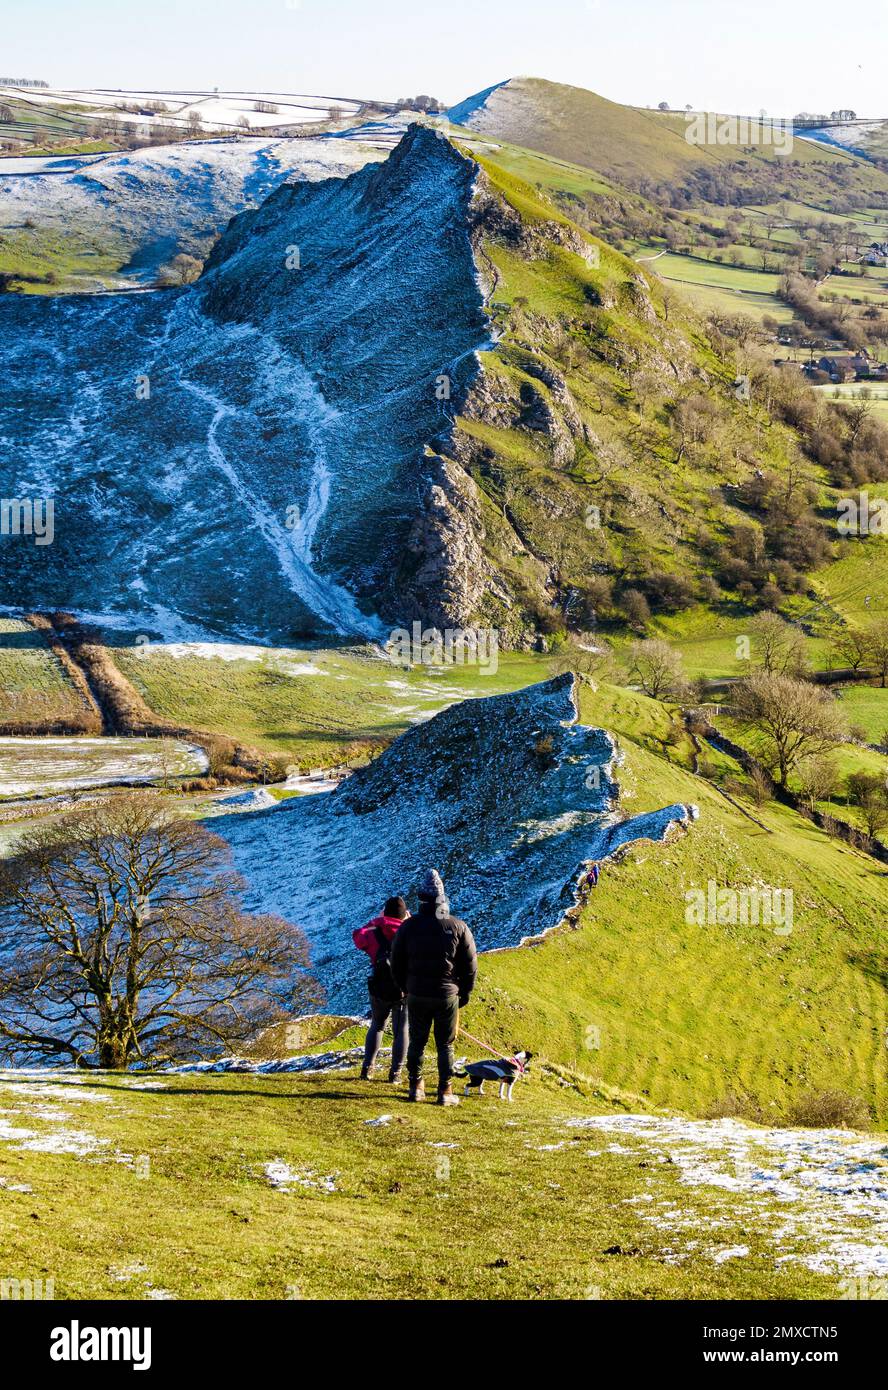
top-left (359, 1064), bottom-right (374, 1081)
top-left (436, 1083), bottom-right (460, 1107)
top-left (407, 1076), bottom-right (425, 1102)
top-left (388, 1069), bottom-right (403, 1085)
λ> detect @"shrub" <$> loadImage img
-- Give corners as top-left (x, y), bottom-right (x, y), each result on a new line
top-left (788, 1091), bottom-right (870, 1130)
top-left (620, 588), bottom-right (650, 633)
top-left (703, 1093), bottom-right (767, 1123)
top-left (532, 734), bottom-right (556, 771)
top-left (748, 764), bottom-right (774, 806)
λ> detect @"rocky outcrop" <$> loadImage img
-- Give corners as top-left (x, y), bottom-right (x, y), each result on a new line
top-left (215, 675), bottom-right (696, 1008)
top-left (396, 453), bottom-right (503, 629)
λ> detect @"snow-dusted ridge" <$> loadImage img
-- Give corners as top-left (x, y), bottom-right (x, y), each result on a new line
top-left (0, 125), bottom-right (486, 641)
top-left (214, 674), bottom-right (696, 1009)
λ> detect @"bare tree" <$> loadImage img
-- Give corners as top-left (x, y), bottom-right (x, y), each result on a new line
top-left (846, 771), bottom-right (888, 838)
top-left (0, 795), bottom-right (320, 1068)
top-left (836, 625), bottom-right (870, 673)
top-left (630, 639), bottom-right (686, 700)
top-left (548, 639), bottom-right (615, 683)
top-left (733, 673), bottom-right (846, 786)
top-left (750, 612), bottom-right (809, 678)
top-left (157, 253), bottom-right (203, 287)
top-left (796, 754), bottom-right (838, 809)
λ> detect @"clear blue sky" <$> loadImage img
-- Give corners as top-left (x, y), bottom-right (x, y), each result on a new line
top-left (2, 0), bottom-right (884, 116)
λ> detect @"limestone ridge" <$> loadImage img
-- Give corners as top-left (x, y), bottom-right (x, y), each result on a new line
top-left (214, 675), bottom-right (696, 1008)
top-left (0, 127), bottom-right (488, 641)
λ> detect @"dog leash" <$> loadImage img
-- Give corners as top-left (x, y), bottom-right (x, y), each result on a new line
top-left (457, 1021), bottom-right (525, 1073)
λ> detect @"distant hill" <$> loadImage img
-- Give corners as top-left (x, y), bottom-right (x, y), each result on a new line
top-left (448, 76), bottom-right (884, 195)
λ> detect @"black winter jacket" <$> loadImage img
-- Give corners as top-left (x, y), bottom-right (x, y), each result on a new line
top-left (390, 902), bottom-right (477, 1002)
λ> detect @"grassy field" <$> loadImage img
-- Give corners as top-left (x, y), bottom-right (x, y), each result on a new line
top-left (458, 680), bottom-right (888, 1122)
top-left (112, 643), bottom-right (552, 766)
top-left (0, 617), bottom-right (88, 725)
top-left (815, 537), bottom-right (888, 623)
top-left (652, 252), bottom-right (792, 323)
top-left (455, 78), bottom-right (880, 190)
top-left (813, 384), bottom-right (888, 422)
top-left (0, 1066), bottom-right (848, 1301)
top-left (837, 684), bottom-right (888, 743)
top-left (0, 223), bottom-right (131, 293)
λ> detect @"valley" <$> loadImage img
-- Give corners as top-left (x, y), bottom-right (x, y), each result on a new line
top-left (2, 70), bottom-right (888, 1306)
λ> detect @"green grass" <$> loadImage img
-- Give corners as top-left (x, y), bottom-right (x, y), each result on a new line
top-left (458, 78), bottom-right (881, 191)
top-left (454, 129), bottom-right (616, 199)
top-left (816, 536), bottom-right (888, 623)
top-left (0, 617), bottom-right (86, 725)
top-left (0, 223), bottom-right (130, 292)
top-left (655, 254), bottom-right (783, 294)
top-left (2, 678), bottom-right (887, 1300)
top-left (459, 682), bottom-right (888, 1126)
top-left (1, 677), bottom-right (887, 1298)
top-left (813, 385), bottom-right (888, 422)
top-left (837, 684), bottom-right (888, 743)
top-left (0, 1067), bottom-right (845, 1301)
top-left (653, 252), bottom-right (792, 323)
top-left (111, 643), bottom-right (552, 766)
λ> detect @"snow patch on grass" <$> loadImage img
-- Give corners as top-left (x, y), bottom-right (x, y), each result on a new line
top-left (262, 1160), bottom-right (338, 1193)
top-left (168, 1047), bottom-right (368, 1075)
top-left (569, 1114), bottom-right (888, 1277)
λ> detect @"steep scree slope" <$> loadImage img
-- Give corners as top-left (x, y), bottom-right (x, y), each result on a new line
top-left (213, 674), bottom-right (695, 1009)
top-left (0, 126), bottom-right (486, 641)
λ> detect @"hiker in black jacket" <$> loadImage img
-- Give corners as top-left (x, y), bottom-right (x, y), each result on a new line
top-left (390, 868), bottom-right (477, 1106)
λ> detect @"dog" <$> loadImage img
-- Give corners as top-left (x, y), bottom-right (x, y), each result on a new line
top-left (453, 1051), bottom-right (532, 1101)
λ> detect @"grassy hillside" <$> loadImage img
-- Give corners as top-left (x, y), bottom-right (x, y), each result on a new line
top-left (467, 681), bottom-right (888, 1122)
top-left (0, 1066), bottom-right (847, 1301)
top-left (449, 81), bottom-right (888, 372)
top-left (0, 617), bottom-right (91, 728)
top-left (450, 78), bottom-right (888, 195)
top-left (111, 644), bottom-right (550, 766)
top-left (433, 146), bottom-right (849, 640)
top-left (0, 224), bottom-right (130, 294)
top-left (2, 678), bottom-right (888, 1300)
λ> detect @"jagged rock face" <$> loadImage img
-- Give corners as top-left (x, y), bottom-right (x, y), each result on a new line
top-left (397, 454), bottom-right (500, 629)
top-left (0, 127), bottom-right (487, 641)
top-left (213, 675), bottom-right (694, 1008)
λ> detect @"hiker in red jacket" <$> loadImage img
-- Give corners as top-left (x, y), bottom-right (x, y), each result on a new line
top-left (353, 896), bottom-right (410, 1083)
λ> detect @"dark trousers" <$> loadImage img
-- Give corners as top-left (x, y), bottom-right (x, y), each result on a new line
top-left (406, 994), bottom-right (459, 1086)
top-left (363, 994), bottom-right (407, 1075)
